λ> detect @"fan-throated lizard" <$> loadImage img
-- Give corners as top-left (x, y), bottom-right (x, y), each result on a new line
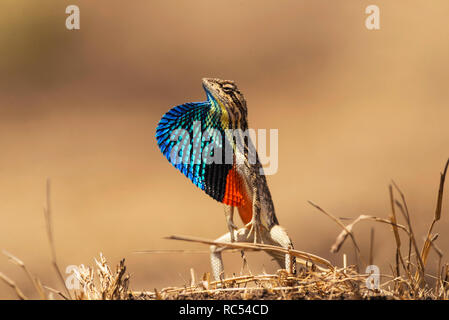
top-left (156, 78), bottom-right (296, 280)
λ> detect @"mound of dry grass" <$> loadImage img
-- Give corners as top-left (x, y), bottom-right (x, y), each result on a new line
top-left (73, 254), bottom-right (383, 300)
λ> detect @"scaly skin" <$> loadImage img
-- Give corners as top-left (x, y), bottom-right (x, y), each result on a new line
top-left (202, 78), bottom-right (296, 281)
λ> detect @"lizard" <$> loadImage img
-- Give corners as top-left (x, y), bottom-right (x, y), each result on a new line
top-left (155, 78), bottom-right (296, 280)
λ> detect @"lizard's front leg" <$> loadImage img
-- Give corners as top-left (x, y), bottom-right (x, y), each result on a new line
top-left (224, 205), bottom-right (238, 242)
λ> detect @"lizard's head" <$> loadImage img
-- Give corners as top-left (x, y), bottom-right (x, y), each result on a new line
top-left (202, 78), bottom-right (248, 130)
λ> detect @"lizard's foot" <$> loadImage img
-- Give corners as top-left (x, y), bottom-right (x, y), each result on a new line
top-left (245, 217), bottom-right (263, 244)
top-left (226, 217), bottom-right (239, 242)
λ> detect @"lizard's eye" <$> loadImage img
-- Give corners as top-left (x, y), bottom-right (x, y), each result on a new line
top-left (222, 83), bottom-right (236, 92)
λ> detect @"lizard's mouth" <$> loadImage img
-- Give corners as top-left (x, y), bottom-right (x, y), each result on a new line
top-left (201, 77), bottom-right (216, 88)
top-left (201, 78), bottom-right (220, 102)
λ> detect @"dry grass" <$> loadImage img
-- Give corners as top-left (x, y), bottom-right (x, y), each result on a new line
top-left (1, 159), bottom-right (449, 300)
top-left (129, 265), bottom-right (389, 300)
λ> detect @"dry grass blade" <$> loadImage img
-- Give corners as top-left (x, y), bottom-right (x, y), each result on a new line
top-left (2, 250), bottom-right (46, 299)
top-left (420, 158), bottom-right (449, 272)
top-left (392, 181), bottom-right (425, 278)
top-left (423, 233), bottom-right (443, 294)
top-left (134, 249), bottom-right (241, 254)
top-left (389, 185), bottom-right (402, 248)
top-left (0, 272), bottom-right (28, 300)
top-left (389, 185), bottom-right (403, 278)
top-left (427, 234), bottom-right (443, 258)
top-left (329, 214), bottom-right (408, 254)
top-left (435, 159), bottom-right (449, 221)
top-left (308, 201), bottom-right (364, 265)
top-left (190, 268), bottom-right (196, 287)
top-left (43, 285), bottom-right (70, 300)
top-left (44, 178), bottom-right (72, 299)
top-left (165, 234), bottom-right (334, 271)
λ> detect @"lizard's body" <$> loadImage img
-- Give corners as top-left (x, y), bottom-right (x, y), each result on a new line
top-left (211, 120), bottom-right (295, 280)
top-left (156, 78), bottom-right (296, 280)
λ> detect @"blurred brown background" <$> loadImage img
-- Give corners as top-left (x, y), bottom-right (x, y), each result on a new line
top-left (1, 0), bottom-right (448, 299)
